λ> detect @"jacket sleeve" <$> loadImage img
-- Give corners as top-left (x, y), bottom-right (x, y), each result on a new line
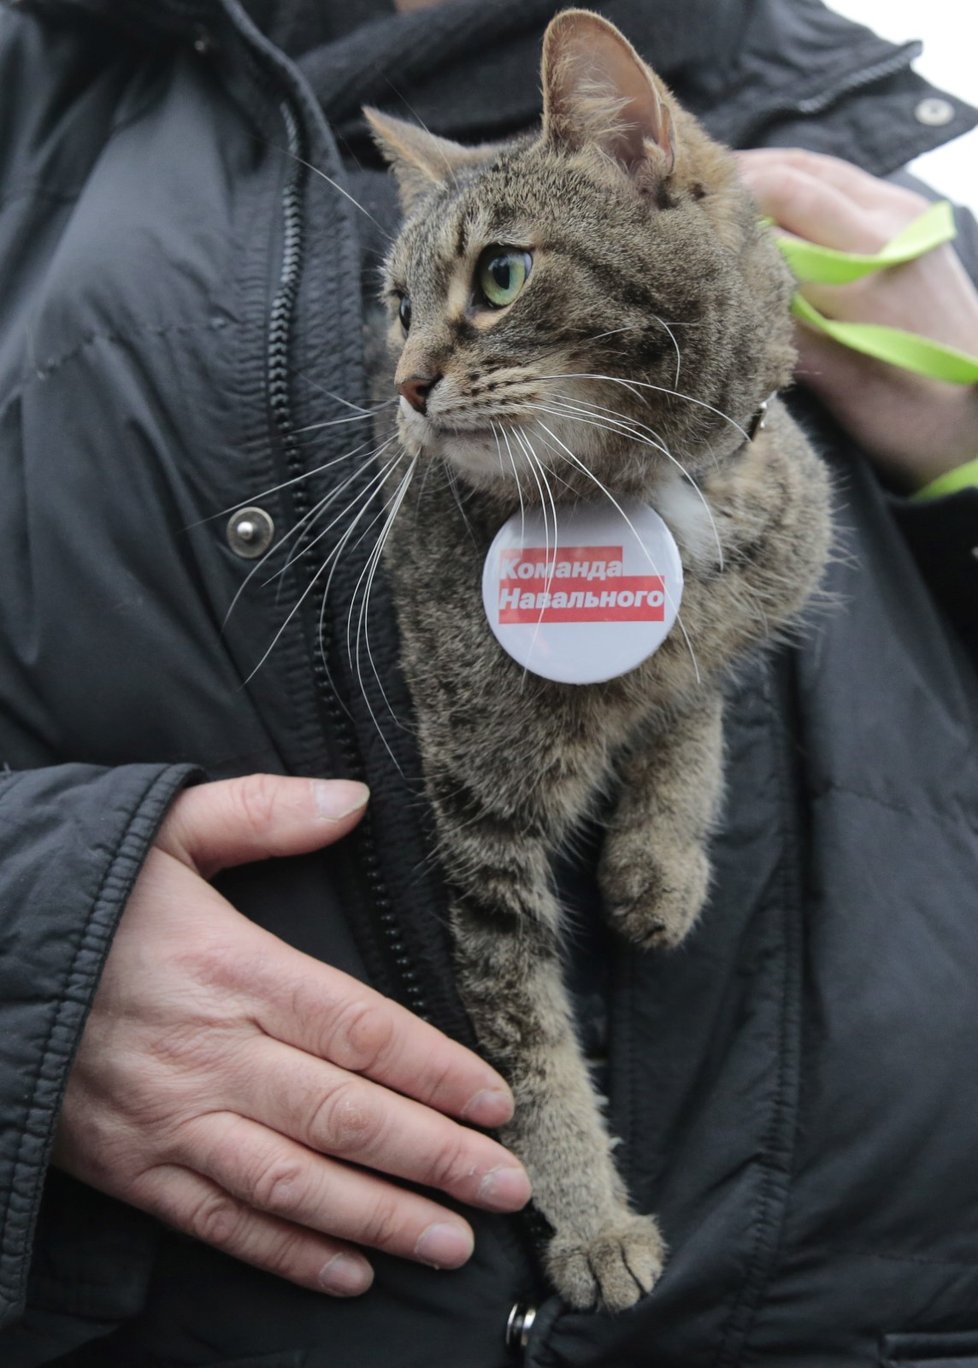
top-left (0, 761), bottom-right (199, 1330)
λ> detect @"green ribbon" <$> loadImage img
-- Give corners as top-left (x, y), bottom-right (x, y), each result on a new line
top-left (768, 200), bottom-right (978, 385)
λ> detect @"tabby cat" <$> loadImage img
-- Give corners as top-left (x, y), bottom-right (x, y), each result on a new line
top-left (365, 8), bottom-right (831, 1311)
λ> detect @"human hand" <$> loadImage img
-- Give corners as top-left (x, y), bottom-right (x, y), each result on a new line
top-left (53, 774), bottom-right (529, 1297)
top-left (738, 148), bottom-right (978, 488)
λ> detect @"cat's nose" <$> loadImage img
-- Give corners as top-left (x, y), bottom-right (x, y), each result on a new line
top-left (398, 374), bottom-right (440, 415)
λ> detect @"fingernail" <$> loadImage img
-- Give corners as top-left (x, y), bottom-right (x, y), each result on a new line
top-left (318, 1252), bottom-right (373, 1295)
top-left (313, 780), bottom-right (369, 821)
top-left (415, 1222), bottom-right (473, 1269)
top-left (461, 1087), bottom-right (514, 1127)
top-left (477, 1165), bottom-right (532, 1212)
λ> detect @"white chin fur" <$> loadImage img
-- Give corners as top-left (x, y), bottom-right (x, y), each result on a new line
top-left (653, 467), bottom-right (720, 570)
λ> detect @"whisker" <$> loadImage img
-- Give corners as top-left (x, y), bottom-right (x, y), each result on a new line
top-left (546, 371), bottom-right (751, 443)
top-left (528, 400), bottom-right (724, 572)
top-left (577, 324), bottom-right (640, 345)
top-left (294, 404), bottom-right (395, 435)
top-left (241, 452), bottom-right (404, 686)
top-left (652, 315), bottom-right (683, 391)
top-left (379, 77), bottom-right (462, 194)
top-left (534, 420), bottom-right (701, 684)
top-left (277, 144), bottom-right (393, 240)
top-left (353, 458), bottom-right (421, 780)
top-left (188, 437), bottom-right (385, 529)
top-left (220, 438), bottom-right (397, 627)
top-left (511, 429), bottom-right (559, 686)
top-left (290, 370), bottom-right (394, 416)
top-left (441, 456), bottom-right (479, 545)
top-left (493, 421), bottom-right (526, 545)
top-left (263, 450), bottom-right (400, 588)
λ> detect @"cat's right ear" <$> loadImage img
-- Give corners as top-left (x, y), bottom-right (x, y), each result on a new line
top-left (540, 10), bottom-right (676, 187)
top-left (365, 108), bottom-right (489, 212)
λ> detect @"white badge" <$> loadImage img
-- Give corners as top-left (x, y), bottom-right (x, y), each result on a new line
top-left (481, 499), bottom-right (684, 684)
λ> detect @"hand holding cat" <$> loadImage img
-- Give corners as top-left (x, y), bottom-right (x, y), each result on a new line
top-left (53, 775), bottom-right (530, 1296)
top-left (739, 148), bottom-right (978, 489)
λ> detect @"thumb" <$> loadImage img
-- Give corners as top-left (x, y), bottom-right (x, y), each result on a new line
top-left (157, 774), bottom-right (369, 877)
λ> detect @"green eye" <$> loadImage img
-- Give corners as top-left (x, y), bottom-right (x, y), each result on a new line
top-left (476, 246), bottom-right (532, 309)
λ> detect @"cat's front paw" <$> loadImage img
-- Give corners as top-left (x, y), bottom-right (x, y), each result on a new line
top-left (546, 1213), bottom-right (666, 1312)
top-left (604, 844), bottom-right (709, 950)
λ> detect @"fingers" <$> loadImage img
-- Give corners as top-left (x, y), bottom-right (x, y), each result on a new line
top-left (136, 1161), bottom-right (376, 1296)
top-left (159, 774), bottom-right (370, 878)
top-left (247, 954), bottom-right (515, 1129)
top-left (226, 1036), bottom-right (530, 1211)
top-left (173, 1112), bottom-right (482, 1271)
top-left (736, 147), bottom-right (928, 252)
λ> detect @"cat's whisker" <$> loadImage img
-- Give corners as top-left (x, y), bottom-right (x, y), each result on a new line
top-left (576, 323), bottom-right (641, 345)
top-left (528, 400), bottom-right (724, 573)
top-left (278, 144), bottom-right (394, 241)
top-left (264, 451), bottom-right (400, 588)
top-left (652, 314), bottom-right (683, 391)
top-left (513, 427), bottom-right (559, 557)
top-left (378, 76), bottom-right (464, 195)
top-left (290, 370), bottom-right (395, 417)
top-left (519, 431), bottom-right (578, 497)
top-left (242, 451), bottom-right (406, 687)
top-left (511, 428), bottom-right (563, 686)
top-left (349, 457), bottom-right (421, 779)
top-left (441, 454), bottom-right (479, 545)
top-left (187, 437), bottom-right (381, 529)
top-left (493, 421), bottom-right (526, 545)
top-left (501, 424), bottom-right (555, 575)
top-left (312, 450), bottom-right (420, 712)
top-left (537, 395), bottom-right (672, 459)
top-left (546, 371), bottom-right (751, 443)
top-left (357, 464), bottom-right (420, 743)
top-left (534, 420), bottom-right (702, 685)
top-left (220, 437), bottom-right (398, 627)
top-left (293, 406), bottom-right (396, 435)
top-left (546, 389), bottom-right (677, 461)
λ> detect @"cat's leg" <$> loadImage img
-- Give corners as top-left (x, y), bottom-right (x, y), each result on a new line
top-left (447, 838), bottom-right (665, 1311)
top-left (599, 693), bottom-right (723, 950)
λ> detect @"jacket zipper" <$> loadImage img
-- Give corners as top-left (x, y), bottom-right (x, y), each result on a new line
top-left (266, 98), bottom-right (431, 1023)
top-left (738, 41), bottom-right (920, 144)
top-left (792, 41), bottom-right (921, 116)
top-left (266, 96), bottom-right (546, 1307)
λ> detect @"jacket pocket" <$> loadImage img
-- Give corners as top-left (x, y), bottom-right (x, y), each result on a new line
top-left (882, 1331), bottom-right (978, 1366)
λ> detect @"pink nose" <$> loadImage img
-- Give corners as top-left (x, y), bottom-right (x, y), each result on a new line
top-left (398, 374), bottom-right (439, 415)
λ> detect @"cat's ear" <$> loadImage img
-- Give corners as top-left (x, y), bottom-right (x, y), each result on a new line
top-left (541, 10), bottom-right (676, 184)
top-left (365, 107), bottom-right (492, 211)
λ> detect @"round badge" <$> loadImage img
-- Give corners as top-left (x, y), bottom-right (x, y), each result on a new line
top-left (481, 499), bottom-right (684, 684)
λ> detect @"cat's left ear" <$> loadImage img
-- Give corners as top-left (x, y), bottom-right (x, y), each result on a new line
top-left (365, 107), bottom-right (495, 211)
top-left (541, 10), bottom-right (676, 185)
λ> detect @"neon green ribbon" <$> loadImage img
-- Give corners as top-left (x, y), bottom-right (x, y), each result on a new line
top-left (913, 454), bottom-right (978, 501)
top-left (768, 200), bottom-right (978, 385)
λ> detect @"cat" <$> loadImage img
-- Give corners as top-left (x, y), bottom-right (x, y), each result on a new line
top-left (364, 8), bottom-right (831, 1312)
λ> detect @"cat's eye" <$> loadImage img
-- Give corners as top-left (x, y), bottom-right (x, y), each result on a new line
top-left (398, 295), bottom-right (412, 332)
top-left (475, 246), bottom-right (532, 309)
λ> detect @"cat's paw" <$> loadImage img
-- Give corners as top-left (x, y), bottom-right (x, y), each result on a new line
top-left (546, 1213), bottom-right (666, 1312)
top-left (605, 845), bottom-right (709, 951)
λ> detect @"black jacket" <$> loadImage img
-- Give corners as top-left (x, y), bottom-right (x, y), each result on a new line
top-left (2, 1), bottom-right (978, 1364)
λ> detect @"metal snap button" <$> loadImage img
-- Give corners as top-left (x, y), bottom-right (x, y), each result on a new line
top-left (914, 97), bottom-right (954, 127)
top-left (226, 506), bottom-right (275, 559)
top-left (505, 1301), bottom-right (538, 1354)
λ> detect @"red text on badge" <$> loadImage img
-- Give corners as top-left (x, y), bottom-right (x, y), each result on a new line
top-left (498, 544), bottom-right (666, 623)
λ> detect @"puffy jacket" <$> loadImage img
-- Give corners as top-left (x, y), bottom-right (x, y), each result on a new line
top-left (1, 1), bottom-right (978, 1364)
